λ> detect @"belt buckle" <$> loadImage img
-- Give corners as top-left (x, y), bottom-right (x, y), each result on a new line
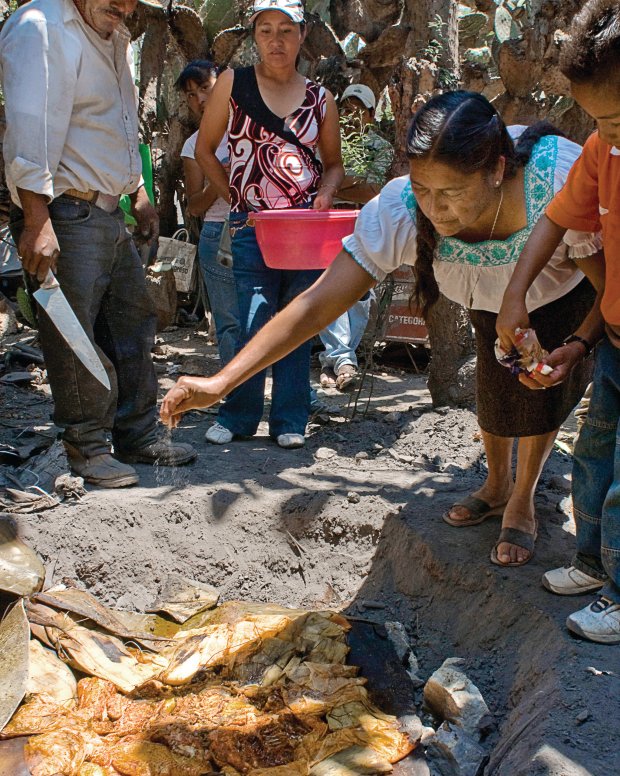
top-left (64, 188), bottom-right (96, 202)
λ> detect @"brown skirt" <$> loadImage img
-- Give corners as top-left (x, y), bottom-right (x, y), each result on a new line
top-left (470, 279), bottom-right (595, 437)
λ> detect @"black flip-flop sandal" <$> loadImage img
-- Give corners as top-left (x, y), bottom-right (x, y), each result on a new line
top-left (442, 495), bottom-right (507, 527)
top-left (490, 520), bottom-right (538, 567)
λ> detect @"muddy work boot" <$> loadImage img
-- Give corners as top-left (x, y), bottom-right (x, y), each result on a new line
top-left (116, 439), bottom-right (197, 466)
top-left (64, 444), bottom-right (139, 488)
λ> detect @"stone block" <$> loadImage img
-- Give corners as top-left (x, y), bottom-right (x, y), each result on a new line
top-left (423, 658), bottom-right (491, 738)
top-left (426, 722), bottom-right (487, 776)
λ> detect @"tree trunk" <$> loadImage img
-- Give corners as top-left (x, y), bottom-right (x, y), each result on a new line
top-left (425, 296), bottom-right (476, 407)
top-left (129, 4), bottom-right (208, 237)
top-left (385, 0), bottom-right (475, 407)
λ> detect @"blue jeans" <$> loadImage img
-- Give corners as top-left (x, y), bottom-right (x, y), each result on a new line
top-left (10, 197), bottom-right (159, 456)
top-left (217, 212), bottom-right (321, 437)
top-left (198, 220), bottom-right (239, 366)
top-left (319, 294), bottom-right (372, 372)
top-left (572, 336), bottom-right (620, 603)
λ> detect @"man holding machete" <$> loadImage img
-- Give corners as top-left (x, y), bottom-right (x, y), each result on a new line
top-left (0, 0), bottom-right (196, 487)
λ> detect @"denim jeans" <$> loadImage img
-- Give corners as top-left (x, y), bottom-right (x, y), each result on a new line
top-left (572, 336), bottom-right (620, 603)
top-left (319, 294), bottom-right (372, 372)
top-left (198, 219), bottom-right (239, 366)
top-left (10, 197), bottom-right (159, 456)
top-left (217, 212), bottom-right (321, 437)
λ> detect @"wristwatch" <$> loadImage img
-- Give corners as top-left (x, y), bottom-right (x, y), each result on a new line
top-left (561, 334), bottom-right (592, 356)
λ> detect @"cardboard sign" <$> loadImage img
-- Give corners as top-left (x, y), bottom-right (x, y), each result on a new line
top-left (383, 266), bottom-right (429, 344)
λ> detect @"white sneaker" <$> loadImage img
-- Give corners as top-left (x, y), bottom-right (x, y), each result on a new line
top-left (205, 422), bottom-right (233, 445)
top-left (542, 565), bottom-right (605, 596)
top-left (566, 596), bottom-right (620, 644)
top-left (276, 433), bottom-right (305, 449)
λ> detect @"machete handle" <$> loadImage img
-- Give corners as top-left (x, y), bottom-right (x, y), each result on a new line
top-left (40, 269), bottom-right (59, 290)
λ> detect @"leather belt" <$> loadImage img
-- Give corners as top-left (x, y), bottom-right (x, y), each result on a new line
top-left (62, 188), bottom-right (120, 213)
top-left (64, 187), bottom-right (98, 202)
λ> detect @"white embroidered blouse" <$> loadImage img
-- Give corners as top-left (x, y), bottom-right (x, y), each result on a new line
top-left (342, 127), bottom-right (602, 313)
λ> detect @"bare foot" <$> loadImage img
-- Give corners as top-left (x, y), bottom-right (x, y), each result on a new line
top-left (319, 367), bottom-right (336, 388)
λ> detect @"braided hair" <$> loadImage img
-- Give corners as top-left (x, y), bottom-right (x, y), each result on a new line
top-left (407, 91), bottom-right (563, 316)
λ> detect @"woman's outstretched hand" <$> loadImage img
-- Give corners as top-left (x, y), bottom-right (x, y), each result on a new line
top-left (160, 375), bottom-right (225, 428)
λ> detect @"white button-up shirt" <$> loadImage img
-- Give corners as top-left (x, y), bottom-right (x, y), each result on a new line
top-left (0, 0), bottom-right (142, 206)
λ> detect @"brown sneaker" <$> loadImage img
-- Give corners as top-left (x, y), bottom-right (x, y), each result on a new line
top-left (116, 440), bottom-right (197, 466)
top-left (64, 444), bottom-right (139, 488)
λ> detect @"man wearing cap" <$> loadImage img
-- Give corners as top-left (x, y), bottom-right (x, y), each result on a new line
top-left (318, 83), bottom-right (394, 391)
top-left (337, 83), bottom-right (394, 206)
top-left (0, 0), bottom-right (196, 487)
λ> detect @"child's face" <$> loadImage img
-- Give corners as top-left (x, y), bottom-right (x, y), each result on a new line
top-left (183, 77), bottom-right (216, 121)
top-left (571, 82), bottom-right (620, 147)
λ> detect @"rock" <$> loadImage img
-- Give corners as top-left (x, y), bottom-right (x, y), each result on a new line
top-left (0, 295), bottom-right (18, 338)
top-left (420, 725), bottom-right (436, 745)
top-left (54, 473), bottom-right (86, 500)
top-left (556, 495), bottom-right (572, 516)
top-left (550, 473), bottom-right (572, 494)
top-left (347, 491), bottom-right (361, 504)
top-left (385, 621), bottom-right (410, 662)
top-left (360, 599), bottom-right (385, 610)
top-left (384, 621), bottom-right (424, 687)
top-left (425, 722), bottom-right (487, 776)
top-left (424, 658), bottom-right (491, 739)
top-left (586, 666), bottom-right (611, 677)
top-left (179, 355), bottom-right (211, 376)
top-left (575, 709), bottom-right (589, 724)
top-left (385, 411), bottom-right (402, 423)
top-left (399, 713), bottom-right (425, 745)
top-left (315, 447), bottom-right (337, 460)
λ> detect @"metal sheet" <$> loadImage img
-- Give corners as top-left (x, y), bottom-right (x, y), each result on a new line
top-left (33, 272), bottom-right (110, 390)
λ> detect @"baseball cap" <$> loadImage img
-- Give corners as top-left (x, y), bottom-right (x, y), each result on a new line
top-left (248, 0), bottom-right (305, 25)
top-left (340, 84), bottom-right (376, 111)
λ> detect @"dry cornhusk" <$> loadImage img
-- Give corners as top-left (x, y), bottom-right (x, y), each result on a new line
top-left (1, 596), bottom-right (416, 775)
top-left (0, 515), bottom-right (45, 595)
top-left (0, 600), bottom-right (30, 731)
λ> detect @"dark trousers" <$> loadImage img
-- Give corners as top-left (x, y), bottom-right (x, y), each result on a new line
top-left (10, 196), bottom-right (159, 456)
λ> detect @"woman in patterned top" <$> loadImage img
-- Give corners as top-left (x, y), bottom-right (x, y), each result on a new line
top-left (194, 0), bottom-right (344, 450)
top-left (162, 91), bottom-right (601, 567)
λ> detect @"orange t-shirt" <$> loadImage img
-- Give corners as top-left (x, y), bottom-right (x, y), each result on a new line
top-left (546, 131), bottom-right (620, 326)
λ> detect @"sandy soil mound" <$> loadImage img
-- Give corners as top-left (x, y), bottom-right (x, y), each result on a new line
top-left (2, 331), bottom-right (618, 775)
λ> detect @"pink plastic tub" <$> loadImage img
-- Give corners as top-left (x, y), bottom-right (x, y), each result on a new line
top-left (251, 209), bottom-right (359, 270)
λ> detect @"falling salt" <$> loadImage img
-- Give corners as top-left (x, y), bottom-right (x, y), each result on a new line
top-left (152, 424), bottom-right (191, 490)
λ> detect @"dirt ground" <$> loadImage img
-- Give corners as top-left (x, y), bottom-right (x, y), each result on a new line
top-left (2, 325), bottom-right (620, 776)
